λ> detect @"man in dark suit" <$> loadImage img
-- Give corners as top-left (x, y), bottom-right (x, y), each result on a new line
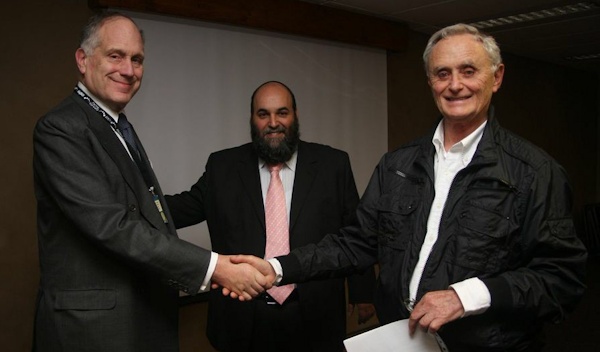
top-left (166, 81), bottom-right (376, 351)
top-left (32, 12), bottom-right (267, 352)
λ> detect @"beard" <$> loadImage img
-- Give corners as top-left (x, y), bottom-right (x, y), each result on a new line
top-left (251, 118), bottom-right (300, 164)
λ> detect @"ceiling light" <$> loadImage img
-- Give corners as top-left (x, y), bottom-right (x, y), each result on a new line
top-left (565, 53), bottom-right (600, 61)
top-left (469, 2), bottom-right (599, 29)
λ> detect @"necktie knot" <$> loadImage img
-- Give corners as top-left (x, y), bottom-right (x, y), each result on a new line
top-left (117, 113), bottom-right (131, 132)
top-left (268, 163), bottom-right (283, 174)
top-left (116, 113), bottom-right (140, 159)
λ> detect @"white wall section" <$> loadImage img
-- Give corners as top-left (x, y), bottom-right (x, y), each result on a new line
top-left (126, 13), bottom-right (388, 249)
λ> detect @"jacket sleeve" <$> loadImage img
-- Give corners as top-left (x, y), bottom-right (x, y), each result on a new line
top-left (482, 160), bottom-right (587, 323)
top-left (165, 173), bottom-right (208, 229)
top-left (340, 152), bottom-right (377, 304)
top-left (34, 110), bottom-right (211, 294)
top-left (279, 156), bottom-right (382, 285)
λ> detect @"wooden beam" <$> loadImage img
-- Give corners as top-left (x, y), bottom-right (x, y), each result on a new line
top-left (88, 0), bottom-right (408, 52)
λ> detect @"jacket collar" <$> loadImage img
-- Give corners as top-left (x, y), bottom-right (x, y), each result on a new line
top-left (469, 106), bottom-right (501, 167)
top-left (237, 144), bottom-right (267, 229)
top-left (73, 93), bottom-right (170, 232)
top-left (413, 106), bottom-right (501, 174)
top-left (289, 141), bottom-right (316, 231)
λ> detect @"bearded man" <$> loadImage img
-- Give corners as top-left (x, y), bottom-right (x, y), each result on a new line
top-left (166, 81), bottom-right (376, 352)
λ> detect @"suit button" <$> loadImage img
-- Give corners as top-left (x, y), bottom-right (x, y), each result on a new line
top-left (129, 204), bottom-right (137, 212)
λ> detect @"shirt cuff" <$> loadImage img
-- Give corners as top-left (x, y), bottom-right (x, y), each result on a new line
top-left (267, 258), bottom-right (284, 285)
top-left (199, 251), bottom-right (218, 293)
top-left (450, 277), bottom-right (491, 317)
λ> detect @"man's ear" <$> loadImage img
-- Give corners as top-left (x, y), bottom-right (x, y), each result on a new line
top-left (75, 48), bottom-right (88, 75)
top-left (492, 64), bottom-right (505, 93)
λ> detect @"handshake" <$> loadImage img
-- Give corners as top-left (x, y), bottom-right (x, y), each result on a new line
top-left (210, 254), bottom-right (278, 301)
top-left (209, 253), bottom-right (378, 325)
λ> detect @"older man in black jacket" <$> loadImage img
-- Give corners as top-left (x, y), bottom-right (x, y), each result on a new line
top-left (234, 24), bottom-right (587, 351)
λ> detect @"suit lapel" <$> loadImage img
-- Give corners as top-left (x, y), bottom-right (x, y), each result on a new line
top-left (234, 143), bottom-right (317, 233)
top-left (81, 99), bottom-right (167, 232)
top-left (131, 129), bottom-right (177, 235)
top-left (237, 145), bottom-right (267, 230)
top-left (290, 142), bottom-right (317, 231)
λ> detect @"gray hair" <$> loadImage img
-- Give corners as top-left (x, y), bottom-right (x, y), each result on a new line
top-left (422, 23), bottom-right (502, 75)
top-left (80, 11), bottom-right (144, 55)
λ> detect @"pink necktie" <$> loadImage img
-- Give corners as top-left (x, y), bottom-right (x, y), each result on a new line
top-left (264, 164), bottom-right (294, 304)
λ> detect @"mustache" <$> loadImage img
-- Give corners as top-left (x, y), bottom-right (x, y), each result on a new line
top-left (262, 126), bottom-right (286, 134)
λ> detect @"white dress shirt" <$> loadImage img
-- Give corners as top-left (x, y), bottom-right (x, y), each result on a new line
top-left (408, 120), bottom-right (491, 317)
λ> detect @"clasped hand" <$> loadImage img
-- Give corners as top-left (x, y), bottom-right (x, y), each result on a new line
top-left (210, 254), bottom-right (276, 301)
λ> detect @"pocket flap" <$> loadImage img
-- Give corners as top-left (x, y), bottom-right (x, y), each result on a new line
top-left (459, 207), bottom-right (507, 238)
top-left (55, 289), bottom-right (116, 310)
top-left (377, 195), bottom-right (418, 215)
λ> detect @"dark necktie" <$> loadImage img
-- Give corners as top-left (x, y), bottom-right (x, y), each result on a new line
top-left (117, 113), bottom-right (140, 159)
top-left (116, 113), bottom-right (168, 224)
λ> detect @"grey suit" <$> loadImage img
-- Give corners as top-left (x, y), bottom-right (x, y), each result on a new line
top-left (32, 91), bottom-right (211, 352)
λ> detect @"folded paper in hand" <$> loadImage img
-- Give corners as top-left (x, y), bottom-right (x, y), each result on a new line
top-left (344, 319), bottom-right (442, 352)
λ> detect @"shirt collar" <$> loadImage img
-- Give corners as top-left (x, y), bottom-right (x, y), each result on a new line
top-left (432, 121), bottom-right (446, 157)
top-left (259, 150), bottom-right (298, 173)
top-left (77, 82), bottom-right (122, 123)
top-left (432, 119), bottom-right (487, 165)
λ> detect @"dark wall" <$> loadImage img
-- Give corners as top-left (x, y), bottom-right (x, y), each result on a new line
top-left (1, 1), bottom-right (598, 351)
top-left (0, 1), bottom-right (92, 350)
top-left (496, 53), bottom-right (599, 220)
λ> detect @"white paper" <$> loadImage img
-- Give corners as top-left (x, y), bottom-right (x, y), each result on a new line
top-left (344, 319), bottom-right (442, 352)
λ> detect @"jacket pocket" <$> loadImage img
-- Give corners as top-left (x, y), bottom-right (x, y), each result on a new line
top-left (54, 289), bottom-right (116, 310)
top-left (376, 194), bottom-right (418, 249)
top-left (455, 206), bottom-right (511, 272)
top-left (548, 218), bottom-right (576, 239)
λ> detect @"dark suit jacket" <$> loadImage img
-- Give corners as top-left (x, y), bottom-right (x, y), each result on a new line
top-left (166, 141), bottom-right (375, 351)
top-left (32, 91), bottom-right (211, 352)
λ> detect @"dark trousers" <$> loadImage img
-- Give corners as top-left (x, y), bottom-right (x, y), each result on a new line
top-left (247, 291), bottom-right (310, 352)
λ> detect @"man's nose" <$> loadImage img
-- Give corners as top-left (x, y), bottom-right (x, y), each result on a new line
top-left (448, 74), bottom-right (463, 91)
top-left (268, 114), bottom-right (279, 127)
top-left (119, 59), bottom-right (135, 76)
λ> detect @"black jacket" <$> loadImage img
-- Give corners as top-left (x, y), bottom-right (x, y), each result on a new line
top-left (280, 112), bottom-right (587, 351)
top-left (166, 141), bottom-right (375, 351)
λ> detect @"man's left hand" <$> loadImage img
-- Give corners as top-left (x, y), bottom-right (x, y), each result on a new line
top-left (408, 289), bottom-right (464, 335)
